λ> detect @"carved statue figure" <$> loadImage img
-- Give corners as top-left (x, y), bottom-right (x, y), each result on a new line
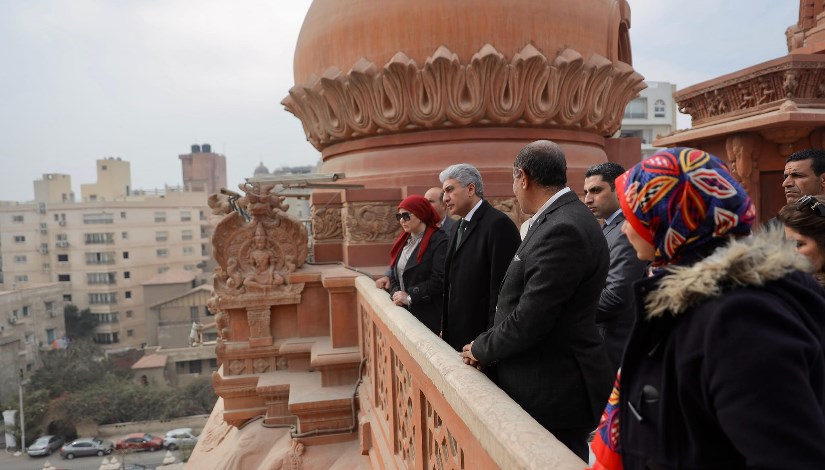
top-left (784, 71), bottom-right (798, 99)
top-left (725, 133), bottom-right (757, 191)
top-left (243, 225), bottom-right (286, 292)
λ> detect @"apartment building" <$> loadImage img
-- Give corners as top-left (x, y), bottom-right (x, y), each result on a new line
top-left (0, 162), bottom-right (211, 351)
top-left (620, 81), bottom-right (679, 158)
top-left (0, 283), bottom-right (65, 401)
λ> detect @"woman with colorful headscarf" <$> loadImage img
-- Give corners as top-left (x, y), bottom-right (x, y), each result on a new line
top-left (778, 194), bottom-right (825, 288)
top-left (387, 194), bottom-right (448, 334)
top-left (592, 148), bottom-right (825, 469)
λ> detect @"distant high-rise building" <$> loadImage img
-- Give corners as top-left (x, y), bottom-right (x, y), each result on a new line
top-left (620, 81), bottom-right (679, 158)
top-left (34, 174), bottom-right (75, 204)
top-left (81, 157), bottom-right (132, 202)
top-left (180, 144), bottom-right (227, 195)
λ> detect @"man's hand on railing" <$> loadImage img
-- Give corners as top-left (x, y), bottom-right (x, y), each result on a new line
top-left (375, 276), bottom-right (390, 290)
top-left (460, 341), bottom-right (484, 371)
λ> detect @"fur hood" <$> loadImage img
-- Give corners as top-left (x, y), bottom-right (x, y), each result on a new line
top-left (644, 228), bottom-right (814, 318)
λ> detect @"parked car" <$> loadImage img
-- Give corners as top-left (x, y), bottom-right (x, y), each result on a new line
top-left (26, 435), bottom-right (65, 457)
top-left (114, 433), bottom-right (164, 452)
top-left (60, 437), bottom-right (114, 459)
top-left (163, 427), bottom-right (199, 450)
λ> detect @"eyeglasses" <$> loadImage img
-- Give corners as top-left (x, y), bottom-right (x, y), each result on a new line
top-left (395, 212), bottom-right (412, 221)
top-left (796, 195), bottom-right (825, 217)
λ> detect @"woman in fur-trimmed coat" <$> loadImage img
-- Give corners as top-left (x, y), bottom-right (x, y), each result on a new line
top-left (592, 148), bottom-right (825, 470)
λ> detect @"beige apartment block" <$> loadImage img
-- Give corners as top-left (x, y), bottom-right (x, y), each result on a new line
top-left (0, 188), bottom-right (210, 351)
top-left (621, 81), bottom-right (679, 158)
top-left (81, 157), bottom-right (132, 202)
top-left (179, 143), bottom-right (227, 195)
top-left (34, 173), bottom-right (75, 204)
top-left (0, 283), bottom-right (65, 401)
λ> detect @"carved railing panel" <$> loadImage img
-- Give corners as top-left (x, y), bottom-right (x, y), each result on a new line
top-left (356, 276), bottom-right (585, 470)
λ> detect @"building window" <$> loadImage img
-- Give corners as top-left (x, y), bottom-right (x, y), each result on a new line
top-left (123, 251), bottom-right (129, 259)
top-left (157, 267), bottom-right (169, 274)
top-left (125, 291), bottom-right (132, 299)
top-left (190, 306), bottom-right (199, 323)
top-left (126, 310), bottom-right (133, 318)
top-left (94, 312), bottom-right (119, 323)
top-left (183, 246), bottom-right (194, 255)
top-left (86, 252), bottom-right (116, 265)
top-left (12, 215), bottom-right (24, 223)
top-left (88, 292), bottom-right (118, 304)
top-left (120, 211), bottom-right (126, 219)
top-left (15, 275), bottom-right (28, 283)
top-left (127, 329), bottom-right (134, 338)
top-left (57, 254), bottom-right (69, 262)
top-left (84, 232), bottom-right (115, 244)
top-left (181, 229), bottom-right (193, 241)
top-left (94, 333), bottom-right (119, 344)
top-left (654, 99), bottom-right (666, 118)
top-left (209, 358), bottom-right (218, 369)
top-left (124, 271), bottom-right (130, 279)
top-left (58, 274), bottom-right (71, 282)
top-left (121, 231), bottom-right (128, 239)
top-left (623, 97), bottom-right (647, 119)
top-left (156, 248), bottom-right (168, 257)
top-left (156, 231), bottom-right (168, 242)
top-left (56, 233), bottom-right (68, 241)
top-left (87, 272), bottom-right (116, 285)
top-left (154, 211), bottom-right (166, 223)
top-left (14, 235), bottom-right (26, 243)
top-left (181, 211), bottom-right (192, 222)
top-left (22, 306), bottom-right (29, 317)
top-left (45, 301), bottom-right (54, 317)
top-left (83, 212), bottom-right (114, 224)
top-left (63, 294), bottom-right (72, 302)
top-left (184, 264), bottom-right (195, 271)
top-left (14, 255), bottom-right (27, 263)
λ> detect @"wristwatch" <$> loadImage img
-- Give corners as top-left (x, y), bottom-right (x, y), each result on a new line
top-left (406, 294), bottom-right (412, 306)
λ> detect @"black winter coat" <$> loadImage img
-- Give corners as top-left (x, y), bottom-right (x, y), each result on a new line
top-left (389, 229), bottom-right (448, 334)
top-left (619, 233), bottom-right (825, 469)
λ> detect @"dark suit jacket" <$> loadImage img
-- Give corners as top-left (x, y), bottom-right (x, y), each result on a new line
top-left (599, 212), bottom-right (647, 372)
top-left (442, 199), bottom-right (521, 351)
top-left (472, 190), bottom-right (613, 431)
top-left (389, 229), bottom-right (448, 334)
top-left (441, 215), bottom-right (458, 238)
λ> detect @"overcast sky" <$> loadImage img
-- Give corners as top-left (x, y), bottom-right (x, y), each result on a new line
top-left (0, 1), bottom-right (798, 202)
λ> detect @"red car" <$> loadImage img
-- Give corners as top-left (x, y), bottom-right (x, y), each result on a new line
top-left (114, 433), bottom-right (164, 452)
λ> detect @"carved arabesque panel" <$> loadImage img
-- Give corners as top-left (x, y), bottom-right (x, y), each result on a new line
top-left (283, 44), bottom-right (645, 151)
top-left (489, 197), bottom-right (527, 228)
top-left (425, 399), bottom-right (464, 470)
top-left (344, 202), bottom-right (400, 244)
top-left (394, 355), bottom-right (415, 467)
top-left (361, 304), bottom-right (372, 383)
top-left (311, 206), bottom-right (343, 241)
top-left (374, 327), bottom-right (390, 423)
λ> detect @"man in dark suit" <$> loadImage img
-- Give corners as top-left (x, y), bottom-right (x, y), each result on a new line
top-left (461, 141), bottom-right (613, 461)
top-left (584, 162), bottom-right (648, 374)
top-left (440, 164), bottom-right (520, 352)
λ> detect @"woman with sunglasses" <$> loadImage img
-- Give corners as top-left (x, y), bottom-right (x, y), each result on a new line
top-left (387, 195), bottom-right (448, 334)
top-left (590, 148), bottom-right (825, 469)
top-left (778, 194), bottom-right (825, 287)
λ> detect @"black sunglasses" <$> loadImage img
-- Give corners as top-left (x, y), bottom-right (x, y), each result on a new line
top-left (395, 212), bottom-right (412, 221)
top-left (796, 195), bottom-right (825, 217)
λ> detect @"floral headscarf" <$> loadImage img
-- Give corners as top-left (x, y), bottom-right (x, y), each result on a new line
top-left (615, 147), bottom-right (755, 270)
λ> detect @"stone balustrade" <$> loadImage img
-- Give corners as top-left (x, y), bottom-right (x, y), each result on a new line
top-left (354, 276), bottom-right (586, 470)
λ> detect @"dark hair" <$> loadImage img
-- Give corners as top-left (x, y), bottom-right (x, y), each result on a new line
top-left (786, 148), bottom-right (825, 175)
top-left (585, 162), bottom-right (626, 191)
top-left (514, 140), bottom-right (567, 188)
top-left (778, 195), bottom-right (825, 251)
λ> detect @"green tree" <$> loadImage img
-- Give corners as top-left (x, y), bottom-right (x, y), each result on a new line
top-left (63, 304), bottom-right (98, 340)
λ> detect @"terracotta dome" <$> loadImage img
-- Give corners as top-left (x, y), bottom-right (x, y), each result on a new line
top-left (293, 0), bottom-right (632, 85)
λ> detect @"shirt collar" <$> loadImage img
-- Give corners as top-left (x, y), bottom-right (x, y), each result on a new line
top-left (529, 187), bottom-right (571, 225)
top-left (464, 198), bottom-right (484, 221)
top-left (604, 208), bottom-right (623, 226)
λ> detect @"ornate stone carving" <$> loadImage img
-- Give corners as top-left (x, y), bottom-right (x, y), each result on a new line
top-left (282, 44), bottom-right (645, 151)
top-left (674, 57), bottom-right (825, 125)
top-left (725, 133), bottom-right (758, 191)
top-left (343, 203), bottom-right (400, 244)
top-left (425, 399), bottom-right (463, 470)
top-left (311, 206), bottom-right (343, 241)
top-left (489, 197), bottom-right (527, 228)
top-left (374, 328), bottom-right (390, 423)
top-left (210, 182), bottom-right (308, 299)
top-left (394, 355), bottom-right (415, 467)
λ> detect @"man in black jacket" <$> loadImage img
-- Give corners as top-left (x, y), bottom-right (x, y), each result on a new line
top-left (439, 164), bottom-right (520, 352)
top-left (462, 141), bottom-right (613, 461)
